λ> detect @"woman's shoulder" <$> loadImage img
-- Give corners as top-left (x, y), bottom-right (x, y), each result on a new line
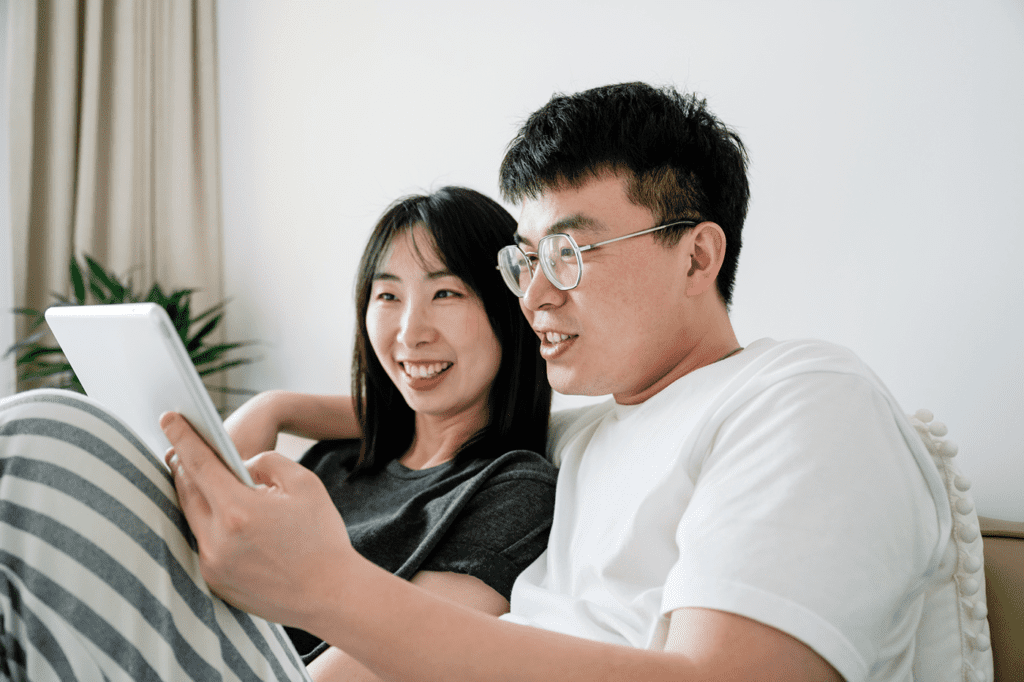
top-left (455, 447), bottom-right (558, 493)
top-left (489, 448), bottom-right (557, 476)
top-left (296, 438), bottom-right (361, 478)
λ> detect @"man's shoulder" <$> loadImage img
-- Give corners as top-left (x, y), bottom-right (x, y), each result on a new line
top-left (743, 337), bottom-right (863, 367)
top-left (722, 337), bottom-right (879, 388)
top-left (544, 338), bottom-right (883, 463)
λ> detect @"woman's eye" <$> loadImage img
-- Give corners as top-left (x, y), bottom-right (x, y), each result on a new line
top-left (434, 289), bottom-right (462, 300)
top-left (376, 292), bottom-right (397, 301)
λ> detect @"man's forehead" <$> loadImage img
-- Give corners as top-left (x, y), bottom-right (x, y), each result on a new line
top-left (513, 173), bottom-right (646, 246)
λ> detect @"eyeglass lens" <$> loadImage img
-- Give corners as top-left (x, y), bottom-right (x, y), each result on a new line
top-left (498, 235), bottom-right (582, 297)
top-left (498, 247), bottom-right (532, 296)
top-left (539, 235), bottom-right (580, 291)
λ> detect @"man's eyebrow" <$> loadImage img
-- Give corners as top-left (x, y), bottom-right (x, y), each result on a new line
top-left (514, 215), bottom-right (603, 248)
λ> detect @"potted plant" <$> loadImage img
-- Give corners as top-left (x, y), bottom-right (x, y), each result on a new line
top-left (4, 254), bottom-right (256, 411)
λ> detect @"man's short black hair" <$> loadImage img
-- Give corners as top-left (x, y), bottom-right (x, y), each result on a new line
top-left (499, 82), bottom-right (749, 306)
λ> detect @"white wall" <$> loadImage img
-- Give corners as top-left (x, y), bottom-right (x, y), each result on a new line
top-left (217, 0), bottom-right (1024, 521)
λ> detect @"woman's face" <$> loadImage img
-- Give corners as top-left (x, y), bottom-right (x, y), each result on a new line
top-left (366, 226), bottom-right (503, 430)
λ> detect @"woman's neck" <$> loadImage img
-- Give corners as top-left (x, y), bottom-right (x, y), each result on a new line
top-left (399, 407), bottom-right (490, 470)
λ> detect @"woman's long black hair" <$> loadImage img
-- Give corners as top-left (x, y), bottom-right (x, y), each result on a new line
top-left (351, 186), bottom-right (550, 473)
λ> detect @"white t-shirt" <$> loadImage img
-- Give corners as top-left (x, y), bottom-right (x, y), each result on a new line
top-left (503, 338), bottom-right (952, 682)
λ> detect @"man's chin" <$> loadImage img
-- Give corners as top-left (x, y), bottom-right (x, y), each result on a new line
top-left (546, 368), bottom-right (609, 398)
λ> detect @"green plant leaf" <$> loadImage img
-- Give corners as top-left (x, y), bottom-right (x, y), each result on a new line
top-left (164, 290), bottom-right (197, 342)
top-left (186, 313), bottom-right (222, 352)
top-left (9, 308), bottom-right (46, 335)
top-left (19, 362), bottom-right (75, 381)
top-left (144, 282), bottom-right (167, 306)
top-left (190, 341), bottom-right (252, 367)
top-left (167, 288), bottom-right (197, 305)
top-left (85, 255), bottom-right (127, 302)
top-left (70, 256), bottom-right (87, 304)
top-left (88, 278), bottom-right (107, 302)
top-left (197, 358), bottom-right (253, 377)
top-left (191, 300), bottom-right (226, 325)
top-left (177, 298), bottom-right (194, 334)
top-left (204, 385), bottom-right (259, 396)
top-left (14, 346), bottom-right (65, 364)
top-left (4, 330), bottom-right (52, 358)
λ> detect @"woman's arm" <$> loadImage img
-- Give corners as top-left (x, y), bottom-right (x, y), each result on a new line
top-left (225, 390), bottom-right (361, 459)
top-left (307, 571), bottom-right (509, 682)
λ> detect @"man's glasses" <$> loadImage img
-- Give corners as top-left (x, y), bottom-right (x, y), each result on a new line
top-left (496, 220), bottom-right (697, 297)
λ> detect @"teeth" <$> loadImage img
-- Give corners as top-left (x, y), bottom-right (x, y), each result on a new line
top-left (402, 362), bottom-right (452, 379)
top-left (545, 332), bottom-right (572, 343)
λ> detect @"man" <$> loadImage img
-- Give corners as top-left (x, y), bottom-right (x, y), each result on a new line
top-left (165, 83), bottom-right (969, 681)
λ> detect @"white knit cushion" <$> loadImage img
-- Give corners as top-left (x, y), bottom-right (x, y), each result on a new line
top-left (910, 410), bottom-right (993, 682)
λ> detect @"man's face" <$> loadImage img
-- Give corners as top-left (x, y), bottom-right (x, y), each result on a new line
top-left (515, 172), bottom-right (699, 404)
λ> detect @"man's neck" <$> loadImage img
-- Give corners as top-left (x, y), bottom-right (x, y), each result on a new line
top-left (613, 316), bottom-right (740, 406)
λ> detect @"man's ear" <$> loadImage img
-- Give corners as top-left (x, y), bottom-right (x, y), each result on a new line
top-left (684, 222), bottom-right (726, 297)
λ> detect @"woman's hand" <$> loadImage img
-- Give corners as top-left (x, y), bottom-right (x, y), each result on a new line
top-left (162, 411), bottom-right (355, 627)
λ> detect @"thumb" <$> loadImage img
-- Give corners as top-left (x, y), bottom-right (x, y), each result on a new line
top-left (160, 411), bottom-right (239, 490)
top-left (244, 450), bottom-right (304, 489)
top-left (244, 452), bottom-right (339, 536)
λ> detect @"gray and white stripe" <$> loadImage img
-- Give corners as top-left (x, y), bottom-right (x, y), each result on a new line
top-left (0, 389), bottom-right (311, 682)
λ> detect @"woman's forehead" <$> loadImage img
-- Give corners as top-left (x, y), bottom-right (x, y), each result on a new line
top-left (377, 225), bottom-right (448, 276)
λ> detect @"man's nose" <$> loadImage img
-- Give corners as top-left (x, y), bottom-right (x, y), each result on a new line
top-left (521, 267), bottom-right (565, 311)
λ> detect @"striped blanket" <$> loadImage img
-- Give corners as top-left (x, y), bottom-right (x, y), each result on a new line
top-left (0, 389), bottom-right (311, 681)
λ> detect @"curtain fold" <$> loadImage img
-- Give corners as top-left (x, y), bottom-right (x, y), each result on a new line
top-left (10, 0), bottom-right (224, 390)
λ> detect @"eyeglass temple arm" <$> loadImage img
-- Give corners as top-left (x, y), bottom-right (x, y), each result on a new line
top-left (576, 220), bottom-right (697, 253)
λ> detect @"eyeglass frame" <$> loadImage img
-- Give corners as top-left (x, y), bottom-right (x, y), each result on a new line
top-left (496, 219), bottom-right (698, 297)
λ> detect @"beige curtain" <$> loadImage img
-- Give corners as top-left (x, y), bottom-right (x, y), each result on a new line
top-left (9, 0), bottom-right (224, 388)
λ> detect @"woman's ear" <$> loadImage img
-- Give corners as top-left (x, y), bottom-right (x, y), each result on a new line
top-left (684, 222), bottom-right (726, 297)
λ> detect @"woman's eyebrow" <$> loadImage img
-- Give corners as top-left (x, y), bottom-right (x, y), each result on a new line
top-left (373, 269), bottom-right (456, 282)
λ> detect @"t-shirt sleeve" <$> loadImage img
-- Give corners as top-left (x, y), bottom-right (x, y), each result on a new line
top-left (662, 372), bottom-right (944, 681)
top-left (419, 455), bottom-right (557, 601)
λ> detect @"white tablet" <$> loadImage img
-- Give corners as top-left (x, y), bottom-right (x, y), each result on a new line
top-left (45, 303), bottom-right (255, 487)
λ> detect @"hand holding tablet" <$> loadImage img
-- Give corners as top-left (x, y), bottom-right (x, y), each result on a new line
top-left (45, 303), bottom-right (255, 487)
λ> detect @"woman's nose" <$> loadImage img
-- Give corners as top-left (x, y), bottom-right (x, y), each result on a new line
top-left (396, 302), bottom-right (437, 347)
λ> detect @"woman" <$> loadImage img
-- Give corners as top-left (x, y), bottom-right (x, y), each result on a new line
top-left (0, 187), bottom-right (554, 681)
top-left (228, 186), bottom-right (555, 673)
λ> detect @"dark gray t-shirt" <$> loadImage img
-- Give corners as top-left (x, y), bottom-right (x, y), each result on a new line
top-left (286, 439), bottom-right (557, 661)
